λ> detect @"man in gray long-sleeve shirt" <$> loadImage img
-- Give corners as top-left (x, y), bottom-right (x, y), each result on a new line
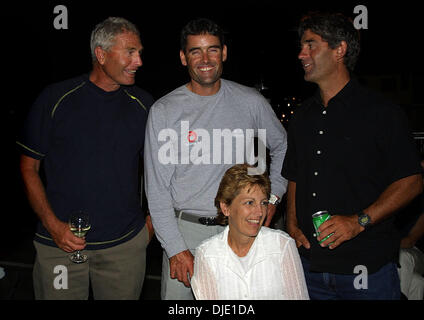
top-left (144, 18), bottom-right (288, 299)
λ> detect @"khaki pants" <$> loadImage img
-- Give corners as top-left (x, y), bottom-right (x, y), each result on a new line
top-left (161, 219), bottom-right (224, 300)
top-left (33, 226), bottom-right (149, 300)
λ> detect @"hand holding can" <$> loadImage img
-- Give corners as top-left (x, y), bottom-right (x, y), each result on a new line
top-left (312, 211), bottom-right (334, 244)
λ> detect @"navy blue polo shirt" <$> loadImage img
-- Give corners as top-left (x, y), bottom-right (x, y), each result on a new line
top-left (17, 74), bottom-right (154, 249)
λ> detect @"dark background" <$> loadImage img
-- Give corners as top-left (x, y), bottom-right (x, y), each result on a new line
top-left (2, 0), bottom-right (423, 267)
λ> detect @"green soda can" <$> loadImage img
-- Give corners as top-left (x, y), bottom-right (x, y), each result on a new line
top-left (312, 211), bottom-right (333, 244)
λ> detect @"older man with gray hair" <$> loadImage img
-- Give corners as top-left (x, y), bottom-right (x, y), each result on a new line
top-left (17, 17), bottom-right (154, 299)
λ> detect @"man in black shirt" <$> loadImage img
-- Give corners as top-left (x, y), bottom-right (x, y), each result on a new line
top-left (282, 12), bottom-right (423, 299)
top-left (18, 17), bottom-right (154, 299)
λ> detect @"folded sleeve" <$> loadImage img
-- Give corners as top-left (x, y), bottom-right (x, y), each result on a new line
top-left (378, 105), bottom-right (422, 184)
top-left (16, 86), bottom-right (53, 160)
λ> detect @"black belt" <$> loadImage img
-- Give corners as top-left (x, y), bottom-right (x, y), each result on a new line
top-left (175, 211), bottom-right (219, 226)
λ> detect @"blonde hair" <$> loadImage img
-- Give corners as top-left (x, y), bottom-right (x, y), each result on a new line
top-left (215, 164), bottom-right (271, 225)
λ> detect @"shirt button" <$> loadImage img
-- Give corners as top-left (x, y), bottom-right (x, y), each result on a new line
top-left (322, 110), bottom-right (327, 115)
top-left (317, 150), bottom-right (321, 155)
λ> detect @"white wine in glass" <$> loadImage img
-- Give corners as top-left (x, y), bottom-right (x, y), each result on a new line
top-left (68, 211), bottom-right (90, 263)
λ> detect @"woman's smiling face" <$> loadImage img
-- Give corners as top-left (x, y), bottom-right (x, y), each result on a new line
top-left (221, 184), bottom-right (269, 243)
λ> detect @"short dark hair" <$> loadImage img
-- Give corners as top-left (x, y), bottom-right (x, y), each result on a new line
top-left (180, 18), bottom-right (225, 53)
top-left (298, 12), bottom-right (360, 71)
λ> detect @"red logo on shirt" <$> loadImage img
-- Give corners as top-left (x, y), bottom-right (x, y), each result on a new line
top-left (188, 131), bottom-right (197, 143)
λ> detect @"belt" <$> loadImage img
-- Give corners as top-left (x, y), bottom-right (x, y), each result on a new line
top-left (175, 210), bottom-right (219, 226)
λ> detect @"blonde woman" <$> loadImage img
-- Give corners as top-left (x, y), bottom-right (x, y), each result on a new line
top-left (191, 164), bottom-right (309, 300)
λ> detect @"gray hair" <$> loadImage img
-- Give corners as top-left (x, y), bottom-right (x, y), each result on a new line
top-left (90, 17), bottom-right (140, 61)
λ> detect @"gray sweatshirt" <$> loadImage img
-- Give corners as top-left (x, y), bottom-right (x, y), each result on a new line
top-left (144, 79), bottom-right (287, 258)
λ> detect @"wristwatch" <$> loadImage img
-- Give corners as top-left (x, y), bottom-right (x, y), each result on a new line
top-left (357, 211), bottom-right (371, 229)
top-left (269, 194), bottom-right (280, 205)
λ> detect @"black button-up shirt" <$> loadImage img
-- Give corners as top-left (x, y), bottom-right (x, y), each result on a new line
top-left (282, 79), bottom-right (421, 274)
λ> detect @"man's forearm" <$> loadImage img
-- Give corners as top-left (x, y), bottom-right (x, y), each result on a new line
top-left (20, 155), bottom-right (60, 232)
top-left (285, 180), bottom-right (310, 249)
top-left (365, 174), bottom-right (423, 225)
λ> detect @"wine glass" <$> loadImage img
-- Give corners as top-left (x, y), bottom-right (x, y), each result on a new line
top-left (68, 211), bottom-right (90, 263)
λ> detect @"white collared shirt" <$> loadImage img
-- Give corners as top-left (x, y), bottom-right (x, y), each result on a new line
top-left (191, 226), bottom-right (309, 300)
